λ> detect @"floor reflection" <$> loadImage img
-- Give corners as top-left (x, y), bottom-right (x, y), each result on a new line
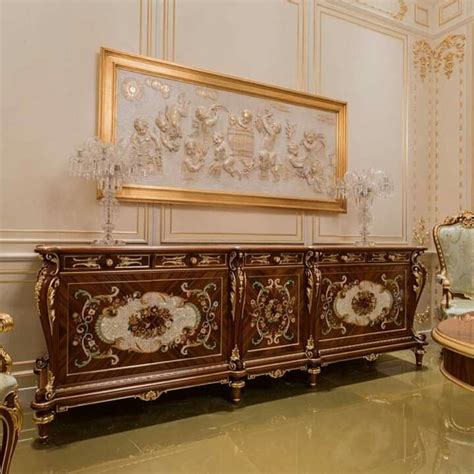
top-left (14, 342), bottom-right (474, 473)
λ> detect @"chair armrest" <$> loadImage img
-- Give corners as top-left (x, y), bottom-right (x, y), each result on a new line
top-left (0, 313), bottom-right (13, 374)
top-left (436, 274), bottom-right (451, 308)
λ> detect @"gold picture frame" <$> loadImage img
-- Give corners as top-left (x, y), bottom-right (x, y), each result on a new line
top-left (98, 47), bottom-right (347, 212)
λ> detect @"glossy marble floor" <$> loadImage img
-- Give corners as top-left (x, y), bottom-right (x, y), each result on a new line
top-left (13, 342), bottom-right (474, 473)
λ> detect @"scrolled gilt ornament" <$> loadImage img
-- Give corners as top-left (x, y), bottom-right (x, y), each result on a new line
top-left (229, 344), bottom-right (245, 371)
top-left (0, 313), bottom-right (14, 333)
top-left (305, 335), bottom-right (315, 359)
top-left (44, 369), bottom-right (56, 401)
top-left (46, 277), bottom-right (60, 334)
top-left (363, 353), bottom-right (379, 362)
top-left (268, 369), bottom-right (287, 379)
top-left (443, 210), bottom-right (474, 228)
top-left (137, 390), bottom-right (163, 402)
top-left (304, 250), bottom-right (320, 314)
top-left (44, 253), bottom-right (60, 276)
top-left (411, 250), bottom-right (427, 304)
top-left (34, 263), bottom-right (49, 314)
top-left (412, 217), bottom-right (430, 245)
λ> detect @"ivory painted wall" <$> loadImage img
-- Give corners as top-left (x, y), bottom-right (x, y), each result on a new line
top-left (1, 0), bottom-right (473, 424)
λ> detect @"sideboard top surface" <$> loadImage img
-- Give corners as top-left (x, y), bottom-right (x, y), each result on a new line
top-left (35, 244), bottom-right (427, 254)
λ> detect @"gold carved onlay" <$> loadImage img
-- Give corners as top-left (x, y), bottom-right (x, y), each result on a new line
top-left (137, 389), bottom-right (163, 402)
top-left (413, 35), bottom-right (466, 81)
top-left (443, 210), bottom-right (474, 228)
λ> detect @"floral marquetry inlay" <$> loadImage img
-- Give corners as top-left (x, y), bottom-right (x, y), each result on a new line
top-left (71, 282), bottom-right (220, 368)
top-left (320, 275), bottom-right (404, 336)
top-left (249, 278), bottom-right (297, 347)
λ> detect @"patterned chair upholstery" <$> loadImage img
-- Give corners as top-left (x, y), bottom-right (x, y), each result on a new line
top-left (433, 211), bottom-right (474, 319)
top-left (0, 312), bottom-right (22, 474)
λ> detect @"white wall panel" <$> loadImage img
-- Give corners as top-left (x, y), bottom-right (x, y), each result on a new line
top-left (313, 8), bottom-right (407, 243)
top-left (163, 0), bottom-right (306, 244)
top-left (0, 0), bottom-right (146, 252)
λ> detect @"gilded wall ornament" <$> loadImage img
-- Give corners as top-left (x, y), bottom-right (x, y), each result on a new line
top-left (412, 217), bottom-right (430, 245)
top-left (413, 35), bottom-right (466, 81)
top-left (249, 278), bottom-right (296, 346)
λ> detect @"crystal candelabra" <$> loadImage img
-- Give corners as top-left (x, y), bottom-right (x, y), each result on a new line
top-left (336, 168), bottom-right (394, 246)
top-left (70, 137), bottom-right (149, 245)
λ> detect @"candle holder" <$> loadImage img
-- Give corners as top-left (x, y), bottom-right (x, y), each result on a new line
top-left (70, 137), bottom-right (150, 245)
top-left (336, 168), bottom-right (394, 246)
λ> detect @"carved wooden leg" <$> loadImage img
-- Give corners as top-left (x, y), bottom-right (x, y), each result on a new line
top-left (307, 366), bottom-right (321, 389)
top-left (230, 379), bottom-right (245, 404)
top-left (33, 410), bottom-right (54, 443)
top-left (0, 393), bottom-right (22, 474)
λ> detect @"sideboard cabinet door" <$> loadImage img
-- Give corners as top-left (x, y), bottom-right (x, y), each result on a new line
top-left (58, 269), bottom-right (230, 385)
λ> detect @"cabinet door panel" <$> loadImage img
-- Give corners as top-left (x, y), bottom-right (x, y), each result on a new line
top-left (317, 265), bottom-right (409, 344)
top-left (59, 270), bottom-right (229, 383)
top-left (242, 267), bottom-right (307, 358)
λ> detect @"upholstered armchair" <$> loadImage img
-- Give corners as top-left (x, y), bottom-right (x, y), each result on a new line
top-left (433, 211), bottom-right (474, 319)
top-left (0, 312), bottom-right (22, 474)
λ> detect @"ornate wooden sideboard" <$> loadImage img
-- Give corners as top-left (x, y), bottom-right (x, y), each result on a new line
top-left (33, 245), bottom-right (427, 440)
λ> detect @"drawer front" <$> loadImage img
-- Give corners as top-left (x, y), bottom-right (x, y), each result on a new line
top-left (317, 265), bottom-right (409, 345)
top-left (58, 270), bottom-right (229, 383)
top-left (242, 266), bottom-right (307, 358)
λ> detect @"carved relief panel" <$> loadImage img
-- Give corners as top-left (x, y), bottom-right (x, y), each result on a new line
top-left (316, 266), bottom-right (408, 342)
top-left (59, 271), bottom-right (228, 383)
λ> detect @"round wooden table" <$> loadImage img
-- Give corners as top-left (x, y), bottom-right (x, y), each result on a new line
top-left (432, 314), bottom-right (474, 392)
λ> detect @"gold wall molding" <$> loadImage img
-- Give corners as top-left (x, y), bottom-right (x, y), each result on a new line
top-left (354, 0), bottom-right (408, 21)
top-left (412, 217), bottom-right (430, 245)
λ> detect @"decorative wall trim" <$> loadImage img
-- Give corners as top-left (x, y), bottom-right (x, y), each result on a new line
top-left (414, 4), bottom-right (429, 28)
top-left (0, 205), bottom-right (150, 245)
top-left (160, 206), bottom-right (305, 244)
top-left (439, 0), bottom-right (463, 27)
top-left (313, 6), bottom-right (408, 243)
top-left (355, 0), bottom-right (408, 22)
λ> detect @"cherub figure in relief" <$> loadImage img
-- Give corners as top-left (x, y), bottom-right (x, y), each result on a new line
top-left (227, 109), bottom-right (255, 172)
top-left (286, 124), bottom-right (327, 193)
top-left (129, 118), bottom-right (161, 173)
top-left (182, 140), bottom-right (206, 177)
top-left (255, 109), bottom-right (282, 181)
top-left (209, 132), bottom-right (241, 179)
top-left (155, 93), bottom-right (190, 152)
top-left (191, 105), bottom-right (223, 153)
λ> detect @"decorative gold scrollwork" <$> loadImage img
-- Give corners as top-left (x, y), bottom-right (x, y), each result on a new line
top-left (229, 344), bottom-right (245, 371)
top-left (137, 390), bottom-right (163, 401)
top-left (46, 277), bottom-right (60, 334)
top-left (414, 35), bottom-right (466, 81)
top-left (411, 250), bottom-right (427, 304)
